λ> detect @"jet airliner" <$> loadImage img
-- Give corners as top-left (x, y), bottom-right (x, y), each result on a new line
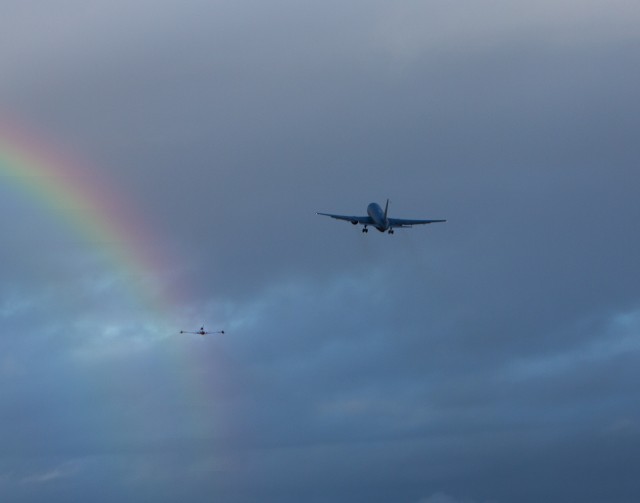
top-left (317, 200), bottom-right (445, 234)
top-left (180, 326), bottom-right (224, 336)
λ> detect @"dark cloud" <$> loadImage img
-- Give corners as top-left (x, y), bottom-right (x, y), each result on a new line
top-left (1, 1), bottom-right (640, 502)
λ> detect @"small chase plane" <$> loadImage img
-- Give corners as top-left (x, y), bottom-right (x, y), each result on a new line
top-left (317, 199), bottom-right (446, 234)
top-left (180, 326), bottom-right (225, 337)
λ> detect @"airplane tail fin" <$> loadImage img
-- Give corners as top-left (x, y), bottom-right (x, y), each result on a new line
top-left (384, 199), bottom-right (390, 220)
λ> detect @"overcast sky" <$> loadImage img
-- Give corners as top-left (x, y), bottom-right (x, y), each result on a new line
top-left (2, 1), bottom-right (640, 502)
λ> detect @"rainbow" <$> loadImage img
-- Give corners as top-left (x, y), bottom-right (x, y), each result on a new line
top-left (0, 120), bottom-right (223, 443)
top-left (0, 120), bottom-right (178, 322)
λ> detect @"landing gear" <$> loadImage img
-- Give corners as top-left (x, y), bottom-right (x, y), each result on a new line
top-left (388, 229), bottom-right (394, 234)
top-left (362, 226), bottom-right (368, 233)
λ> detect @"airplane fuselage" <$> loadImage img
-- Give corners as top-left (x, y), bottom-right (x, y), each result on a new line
top-left (367, 202), bottom-right (390, 232)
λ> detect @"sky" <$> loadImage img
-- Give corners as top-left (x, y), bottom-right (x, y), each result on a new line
top-left (1, 1), bottom-right (640, 501)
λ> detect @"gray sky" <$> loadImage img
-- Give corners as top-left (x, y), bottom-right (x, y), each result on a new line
top-left (2, 1), bottom-right (640, 502)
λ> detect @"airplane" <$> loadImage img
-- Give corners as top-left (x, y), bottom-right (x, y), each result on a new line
top-left (180, 326), bottom-right (225, 337)
top-left (317, 199), bottom-right (446, 234)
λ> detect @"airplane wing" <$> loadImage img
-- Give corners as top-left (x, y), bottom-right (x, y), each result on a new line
top-left (388, 218), bottom-right (447, 228)
top-left (316, 213), bottom-right (374, 225)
